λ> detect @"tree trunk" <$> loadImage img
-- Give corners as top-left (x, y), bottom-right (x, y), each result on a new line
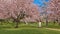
top-left (53, 20), bottom-right (56, 24)
top-left (14, 19), bottom-right (19, 28)
top-left (45, 15), bottom-right (48, 27)
top-left (46, 19), bottom-right (48, 27)
top-left (58, 18), bottom-right (60, 25)
top-left (25, 21), bottom-right (28, 25)
top-left (15, 22), bottom-right (19, 28)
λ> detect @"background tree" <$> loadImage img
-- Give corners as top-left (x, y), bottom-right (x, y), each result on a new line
top-left (0, 0), bottom-right (40, 28)
top-left (47, 0), bottom-right (60, 25)
top-left (40, 1), bottom-right (49, 26)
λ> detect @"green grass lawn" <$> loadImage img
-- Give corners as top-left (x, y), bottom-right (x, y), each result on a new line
top-left (0, 23), bottom-right (60, 34)
top-left (0, 27), bottom-right (60, 34)
top-left (42, 22), bottom-right (60, 29)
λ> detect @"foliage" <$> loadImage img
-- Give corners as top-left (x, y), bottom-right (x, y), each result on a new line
top-left (0, 0), bottom-right (40, 28)
top-left (0, 24), bottom-right (60, 34)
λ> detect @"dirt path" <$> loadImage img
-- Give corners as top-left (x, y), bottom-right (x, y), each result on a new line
top-left (46, 28), bottom-right (60, 31)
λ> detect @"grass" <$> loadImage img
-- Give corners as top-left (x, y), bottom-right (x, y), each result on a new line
top-left (0, 27), bottom-right (60, 34)
top-left (0, 22), bottom-right (60, 34)
top-left (42, 22), bottom-right (60, 29)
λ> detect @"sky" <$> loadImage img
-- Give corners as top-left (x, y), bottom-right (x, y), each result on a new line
top-left (33, 0), bottom-right (49, 7)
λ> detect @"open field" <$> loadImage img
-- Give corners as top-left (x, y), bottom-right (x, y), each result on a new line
top-left (0, 23), bottom-right (60, 34)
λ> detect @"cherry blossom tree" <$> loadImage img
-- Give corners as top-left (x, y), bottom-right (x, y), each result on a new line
top-left (0, 0), bottom-right (41, 28)
top-left (47, 0), bottom-right (60, 25)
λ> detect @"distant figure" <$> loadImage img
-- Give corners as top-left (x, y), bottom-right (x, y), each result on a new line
top-left (38, 20), bottom-right (42, 28)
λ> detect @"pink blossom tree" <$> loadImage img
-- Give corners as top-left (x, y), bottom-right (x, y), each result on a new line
top-left (47, 0), bottom-right (60, 25)
top-left (0, 0), bottom-right (40, 28)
